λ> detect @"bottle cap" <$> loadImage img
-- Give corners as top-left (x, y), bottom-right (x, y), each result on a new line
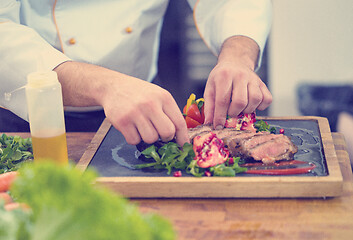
top-left (27, 71), bottom-right (59, 88)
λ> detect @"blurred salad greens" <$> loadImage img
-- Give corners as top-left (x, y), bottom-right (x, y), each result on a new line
top-left (0, 162), bottom-right (175, 240)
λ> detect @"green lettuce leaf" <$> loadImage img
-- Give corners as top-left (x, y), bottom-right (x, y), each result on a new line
top-left (0, 162), bottom-right (175, 240)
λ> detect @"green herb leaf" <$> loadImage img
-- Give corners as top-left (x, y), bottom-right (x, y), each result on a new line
top-left (228, 157), bottom-right (248, 174)
top-left (254, 120), bottom-right (277, 133)
top-left (196, 100), bottom-right (204, 110)
top-left (211, 164), bottom-right (236, 177)
top-left (0, 134), bottom-right (33, 173)
top-left (186, 160), bottom-right (204, 177)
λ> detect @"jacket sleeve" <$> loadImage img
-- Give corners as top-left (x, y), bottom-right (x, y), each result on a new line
top-left (187, 0), bottom-right (272, 69)
top-left (0, 0), bottom-right (70, 121)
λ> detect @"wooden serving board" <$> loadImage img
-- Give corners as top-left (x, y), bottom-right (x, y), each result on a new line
top-left (77, 116), bottom-right (343, 198)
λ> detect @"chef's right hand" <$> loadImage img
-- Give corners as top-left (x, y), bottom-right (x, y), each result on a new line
top-left (54, 61), bottom-right (189, 146)
top-left (100, 74), bottom-right (190, 146)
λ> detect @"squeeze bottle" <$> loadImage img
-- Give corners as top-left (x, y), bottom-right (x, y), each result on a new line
top-left (25, 71), bottom-right (68, 164)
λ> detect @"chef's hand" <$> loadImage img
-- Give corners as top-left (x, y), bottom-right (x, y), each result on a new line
top-left (54, 61), bottom-right (189, 146)
top-left (203, 36), bottom-right (272, 129)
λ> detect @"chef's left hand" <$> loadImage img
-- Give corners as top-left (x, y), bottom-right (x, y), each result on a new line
top-left (203, 36), bottom-right (272, 129)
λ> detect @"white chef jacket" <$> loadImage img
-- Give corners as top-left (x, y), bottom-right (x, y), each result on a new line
top-left (0, 0), bottom-right (272, 121)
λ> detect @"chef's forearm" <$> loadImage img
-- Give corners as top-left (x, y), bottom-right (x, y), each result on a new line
top-left (218, 36), bottom-right (260, 71)
top-left (53, 61), bottom-right (113, 107)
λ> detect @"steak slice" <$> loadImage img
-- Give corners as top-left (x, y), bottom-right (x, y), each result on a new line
top-left (188, 124), bottom-right (214, 141)
top-left (233, 133), bottom-right (298, 164)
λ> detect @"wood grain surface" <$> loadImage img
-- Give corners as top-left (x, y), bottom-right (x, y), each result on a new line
top-left (5, 130), bottom-right (353, 239)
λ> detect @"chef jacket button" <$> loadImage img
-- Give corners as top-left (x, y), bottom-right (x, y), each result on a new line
top-left (125, 27), bottom-right (133, 33)
top-left (68, 38), bottom-right (76, 45)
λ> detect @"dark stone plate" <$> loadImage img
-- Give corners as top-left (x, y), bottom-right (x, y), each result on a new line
top-left (88, 120), bottom-right (328, 177)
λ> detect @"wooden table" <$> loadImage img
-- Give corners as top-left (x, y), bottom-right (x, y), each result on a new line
top-left (9, 132), bottom-right (353, 240)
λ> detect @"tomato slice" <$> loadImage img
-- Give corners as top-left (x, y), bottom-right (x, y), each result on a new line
top-left (185, 116), bottom-right (202, 128)
top-left (186, 103), bottom-right (203, 124)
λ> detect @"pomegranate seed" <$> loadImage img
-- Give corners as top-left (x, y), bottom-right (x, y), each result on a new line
top-left (173, 171), bottom-right (182, 177)
top-left (279, 129), bottom-right (285, 134)
top-left (204, 171), bottom-right (212, 177)
top-left (251, 112), bottom-right (256, 119)
top-left (228, 158), bottom-right (234, 165)
top-left (238, 113), bottom-right (244, 118)
top-left (242, 121), bottom-right (248, 127)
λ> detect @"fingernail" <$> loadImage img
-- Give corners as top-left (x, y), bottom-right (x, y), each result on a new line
top-left (215, 125), bottom-right (224, 130)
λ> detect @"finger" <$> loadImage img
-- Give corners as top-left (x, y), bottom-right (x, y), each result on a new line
top-left (134, 117), bottom-right (159, 144)
top-left (118, 123), bottom-right (142, 145)
top-left (163, 101), bottom-right (189, 146)
top-left (257, 82), bottom-right (273, 110)
top-left (242, 81), bottom-right (263, 113)
top-left (203, 81), bottom-right (216, 125)
top-left (150, 110), bottom-right (176, 142)
top-left (228, 78), bottom-right (248, 117)
top-left (107, 109), bottom-right (142, 145)
top-left (213, 78), bottom-right (232, 129)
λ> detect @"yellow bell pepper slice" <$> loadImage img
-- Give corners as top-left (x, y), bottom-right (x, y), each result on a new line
top-left (185, 93), bottom-right (196, 113)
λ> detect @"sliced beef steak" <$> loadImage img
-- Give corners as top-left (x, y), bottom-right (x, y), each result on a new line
top-left (188, 125), bottom-right (298, 164)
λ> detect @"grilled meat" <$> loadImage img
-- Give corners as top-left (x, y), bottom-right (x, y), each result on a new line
top-left (188, 125), bottom-right (298, 164)
top-left (224, 133), bottom-right (298, 164)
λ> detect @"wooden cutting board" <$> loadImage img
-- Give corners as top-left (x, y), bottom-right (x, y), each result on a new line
top-left (77, 116), bottom-right (343, 198)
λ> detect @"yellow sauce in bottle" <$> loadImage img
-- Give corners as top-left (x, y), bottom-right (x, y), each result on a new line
top-left (26, 71), bottom-right (69, 165)
top-left (31, 133), bottom-right (68, 165)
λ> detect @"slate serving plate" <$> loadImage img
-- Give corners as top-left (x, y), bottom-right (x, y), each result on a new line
top-left (77, 116), bottom-right (343, 198)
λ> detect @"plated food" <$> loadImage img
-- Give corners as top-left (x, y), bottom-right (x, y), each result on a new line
top-left (136, 94), bottom-right (308, 177)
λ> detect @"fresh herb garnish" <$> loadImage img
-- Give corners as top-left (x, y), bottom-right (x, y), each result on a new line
top-left (254, 120), bottom-right (276, 133)
top-left (209, 157), bottom-right (247, 177)
top-left (0, 134), bottom-right (33, 173)
top-left (136, 143), bottom-right (247, 177)
top-left (135, 142), bottom-right (195, 175)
